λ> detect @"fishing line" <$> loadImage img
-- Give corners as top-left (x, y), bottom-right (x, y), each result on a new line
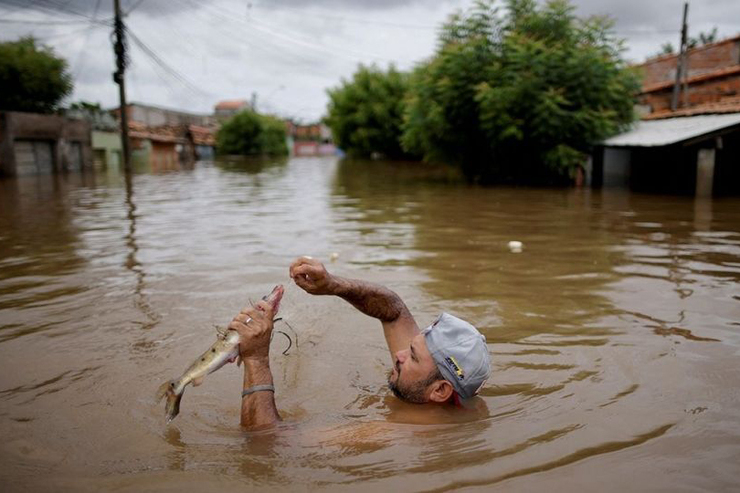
top-left (270, 318), bottom-right (299, 355)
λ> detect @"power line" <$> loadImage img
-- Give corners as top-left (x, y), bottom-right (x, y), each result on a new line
top-left (73, 0), bottom-right (102, 80)
top-left (125, 26), bottom-right (210, 99)
top-left (250, 3), bottom-right (439, 31)
top-left (125, 0), bottom-right (146, 16)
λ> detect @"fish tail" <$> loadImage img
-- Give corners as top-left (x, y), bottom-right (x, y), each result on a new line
top-left (165, 390), bottom-right (183, 423)
top-left (156, 379), bottom-right (183, 423)
top-left (156, 380), bottom-right (173, 402)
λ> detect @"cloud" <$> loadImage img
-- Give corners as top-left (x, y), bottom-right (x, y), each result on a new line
top-left (1, 0), bottom-right (738, 120)
top-left (0, 0), bottom-right (198, 18)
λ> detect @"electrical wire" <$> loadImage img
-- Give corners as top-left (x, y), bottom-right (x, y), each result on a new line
top-left (125, 26), bottom-right (210, 98)
top-left (125, 0), bottom-right (146, 16)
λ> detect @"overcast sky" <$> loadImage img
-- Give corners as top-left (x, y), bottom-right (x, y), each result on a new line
top-left (1, 0), bottom-right (738, 122)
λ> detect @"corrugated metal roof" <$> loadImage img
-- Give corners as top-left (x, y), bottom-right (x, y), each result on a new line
top-left (603, 113), bottom-right (740, 147)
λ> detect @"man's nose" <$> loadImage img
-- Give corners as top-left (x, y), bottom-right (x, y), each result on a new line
top-left (396, 349), bottom-right (408, 363)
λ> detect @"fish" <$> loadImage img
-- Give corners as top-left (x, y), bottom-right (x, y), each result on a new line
top-left (156, 284), bottom-right (285, 423)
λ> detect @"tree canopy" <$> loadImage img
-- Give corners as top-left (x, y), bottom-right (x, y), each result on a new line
top-left (402, 0), bottom-right (640, 184)
top-left (216, 109), bottom-right (288, 156)
top-left (0, 37), bottom-right (73, 113)
top-left (325, 64), bottom-right (413, 159)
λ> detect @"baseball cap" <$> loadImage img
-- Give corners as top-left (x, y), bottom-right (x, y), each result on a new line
top-left (423, 313), bottom-right (491, 399)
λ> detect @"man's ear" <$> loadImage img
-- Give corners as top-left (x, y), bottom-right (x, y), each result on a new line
top-left (428, 379), bottom-right (454, 403)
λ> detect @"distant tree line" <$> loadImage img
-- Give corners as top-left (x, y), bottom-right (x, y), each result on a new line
top-left (325, 0), bottom-right (641, 184)
top-left (216, 109), bottom-right (288, 157)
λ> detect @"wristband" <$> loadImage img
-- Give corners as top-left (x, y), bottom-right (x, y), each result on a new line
top-left (241, 384), bottom-right (275, 398)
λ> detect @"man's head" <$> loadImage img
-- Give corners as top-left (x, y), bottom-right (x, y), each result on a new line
top-left (388, 313), bottom-right (491, 404)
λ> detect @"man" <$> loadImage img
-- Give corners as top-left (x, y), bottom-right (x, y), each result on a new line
top-left (232, 256), bottom-right (491, 429)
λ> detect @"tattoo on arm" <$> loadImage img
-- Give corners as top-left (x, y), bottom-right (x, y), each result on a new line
top-left (333, 277), bottom-right (408, 322)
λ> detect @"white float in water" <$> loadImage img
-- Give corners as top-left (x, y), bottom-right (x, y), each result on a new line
top-left (508, 240), bottom-right (523, 253)
top-left (330, 252), bottom-right (339, 262)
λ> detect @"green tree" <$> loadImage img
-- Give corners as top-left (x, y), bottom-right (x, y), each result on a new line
top-left (402, 0), bottom-right (640, 183)
top-left (216, 109), bottom-right (288, 156)
top-left (0, 37), bottom-right (73, 113)
top-left (325, 64), bottom-right (413, 159)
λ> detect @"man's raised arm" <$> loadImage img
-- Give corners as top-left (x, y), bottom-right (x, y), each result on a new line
top-left (229, 300), bottom-right (281, 429)
top-left (289, 257), bottom-right (420, 357)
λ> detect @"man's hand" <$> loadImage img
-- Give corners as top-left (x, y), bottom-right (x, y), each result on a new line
top-left (229, 300), bottom-right (275, 361)
top-left (289, 256), bottom-right (337, 295)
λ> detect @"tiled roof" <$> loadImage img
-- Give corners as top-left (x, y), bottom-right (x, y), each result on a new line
top-left (641, 65), bottom-right (740, 94)
top-left (215, 100), bottom-right (248, 110)
top-left (128, 122), bottom-right (217, 145)
top-left (188, 124), bottom-right (216, 146)
top-left (644, 96), bottom-right (740, 120)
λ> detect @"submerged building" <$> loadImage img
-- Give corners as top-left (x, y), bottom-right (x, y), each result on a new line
top-left (593, 35), bottom-right (740, 196)
top-left (0, 111), bottom-right (92, 176)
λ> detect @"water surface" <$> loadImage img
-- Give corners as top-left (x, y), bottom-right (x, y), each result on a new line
top-left (1, 157), bottom-right (739, 492)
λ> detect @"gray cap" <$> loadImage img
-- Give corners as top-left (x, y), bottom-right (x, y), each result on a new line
top-left (423, 313), bottom-right (491, 399)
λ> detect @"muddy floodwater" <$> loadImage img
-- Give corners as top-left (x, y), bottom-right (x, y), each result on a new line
top-left (1, 157), bottom-right (739, 492)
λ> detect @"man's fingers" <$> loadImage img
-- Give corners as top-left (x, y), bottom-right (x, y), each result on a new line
top-left (293, 264), bottom-right (321, 279)
top-left (290, 256), bottom-right (318, 278)
top-left (228, 320), bottom-right (248, 332)
top-left (255, 300), bottom-right (272, 315)
top-left (293, 275), bottom-right (314, 291)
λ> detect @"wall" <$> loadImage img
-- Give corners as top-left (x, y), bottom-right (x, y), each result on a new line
top-left (92, 131), bottom-right (122, 170)
top-left (641, 71), bottom-right (740, 112)
top-left (0, 111), bottom-right (92, 176)
top-left (127, 104), bottom-right (214, 127)
top-left (602, 148), bottom-right (631, 187)
top-left (640, 36), bottom-right (740, 87)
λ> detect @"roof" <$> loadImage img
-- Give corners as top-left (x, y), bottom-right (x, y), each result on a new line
top-left (603, 112), bottom-right (740, 147)
top-left (640, 33), bottom-right (740, 66)
top-left (215, 100), bottom-right (248, 110)
top-left (645, 96), bottom-right (740, 120)
top-left (641, 65), bottom-right (740, 94)
top-left (188, 124), bottom-right (216, 146)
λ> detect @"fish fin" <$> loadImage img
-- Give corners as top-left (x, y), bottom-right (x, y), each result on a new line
top-left (192, 376), bottom-right (204, 387)
top-left (156, 380), bottom-right (173, 402)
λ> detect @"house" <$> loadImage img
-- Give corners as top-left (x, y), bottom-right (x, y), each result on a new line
top-left (285, 121), bottom-right (335, 156)
top-left (214, 100), bottom-right (250, 121)
top-left (0, 111), bottom-right (92, 176)
top-left (637, 34), bottom-right (740, 114)
top-left (66, 105), bottom-right (122, 170)
top-left (592, 35), bottom-right (740, 196)
top-left (108, 103), bottom-right (218, 169)
top-left (113, 102), bottom-right (216, 128)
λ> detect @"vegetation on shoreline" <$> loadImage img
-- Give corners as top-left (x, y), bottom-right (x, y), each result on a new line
top-left (325, 0), bottom-right (641, 184)
top-left (216, 109), bottom-right (288, 157)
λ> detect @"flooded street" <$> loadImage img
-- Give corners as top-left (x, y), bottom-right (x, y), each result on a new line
top-left (1, 156), bottom-right (739, 492)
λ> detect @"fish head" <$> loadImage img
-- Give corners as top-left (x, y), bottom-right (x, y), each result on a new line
top-left (264, 285), bottom-right (285, 315)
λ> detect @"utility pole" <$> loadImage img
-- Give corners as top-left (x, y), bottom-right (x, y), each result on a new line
top-left (671, 2), bottom-right (689, 111)
top-left (113, 0), bottom-right (131, 172)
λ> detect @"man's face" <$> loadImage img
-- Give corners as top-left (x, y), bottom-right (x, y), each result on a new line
top-left (388, 333), bottom-right (441, 403)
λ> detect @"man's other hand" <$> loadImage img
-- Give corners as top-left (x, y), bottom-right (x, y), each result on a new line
top-left (229, 300), bottom-right (275, 361)
top-left (290, 256), bottom-right (336, 295)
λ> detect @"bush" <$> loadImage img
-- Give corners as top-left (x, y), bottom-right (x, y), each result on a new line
top-left (402, 0), bottom-right (641, 184)
top-left (325, 64), bottom-right (413, 159)
top-left (216, 110), bottom-right (288, 156)
top-left (0, 37), bottom-right (72, 113)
